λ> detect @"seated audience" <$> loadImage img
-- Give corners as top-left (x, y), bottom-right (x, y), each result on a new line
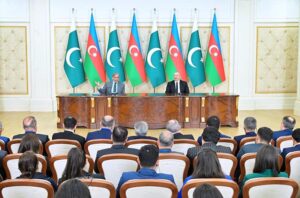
top-left (158, 131), bottom-right (182, 154)
top-left (234, 117), bottom-right (257, 146)
top-left (281, 128), bottom-right (300, 159)
top-left (197, 116), bottom-right (230, 145)
top-left (17, 151), bottom-right (57, 191)
top-left (193, 183), bottom-right (223, 198)
top-left (56, 178), bottom-right (91, 198)
top-left (59, 147), bottom-right (104, 184)
top-left (237, 127), bottom-right (274, 159)
top-left (94, 126), bottom-right (139, 173)
top-left (128, 121), bottom-right (157, 141)
top-left (117, 145), bottom-right (175, 196)
top-left (0, 121), bottom-right (10, 148)
top-left (13, 116), bottom-right (49, 146)
top-left (52, 116), bottom-right (85, 149)
top-left (241, 145), bottom-right (288, 189)
top-left (18, 133), bottom-right (40, 153)
top-left (86, 115), bottom-right (115, 141)
top-left (166, 119), bottom-right (194, 140)
top-left (179, 148), bottom-right (231, 198)
top-left (273, 116), bottom-right (296, 143)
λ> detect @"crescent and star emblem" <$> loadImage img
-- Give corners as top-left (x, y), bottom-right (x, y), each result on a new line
top-left (66, 47), bottom-right (81, 69)
top-left (129, 45), bottom-right (139, 57)
top-left (209, 45), bottom-right (219, 57)
top-left (169, 45), bottom-right (179, 57)
top-left (107, 47), bottom-right (120, 68)
top-left (88, 45), bottom-right (98, 57)
top-left (146, 48), bottom-right (161, 69)
top-left (187, 47), bottom-right (201, 68)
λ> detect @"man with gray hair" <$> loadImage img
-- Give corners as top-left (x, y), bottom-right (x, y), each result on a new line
top-left (273, 116), bottom-right (296, 143)
top-left (0, 121), bottom-right (10, 147)
top-left (234, 117), bottom-right (257, 146)
top-left (166, 119), bottom-right (194, 140)
top-left (86, 115), bottom-right (115, 141)
top-left (158, 131), bottom-right (182, 154)
top-left (128, 121), bottom-right (157, 141)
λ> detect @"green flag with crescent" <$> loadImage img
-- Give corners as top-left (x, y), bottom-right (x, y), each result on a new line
top-left (63, 18), bottom-right (85, 88)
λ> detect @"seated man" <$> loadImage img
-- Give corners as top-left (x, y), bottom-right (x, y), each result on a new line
top-left (166, 119), bottom-right (194, 140)
top-left (234, 117), bottom-right (257, 146)
top-left (281, 128), bottom-right (300, 159)
top-left (0, 121), bottom-right (10, 148)
top-left (52, 116), bottom-right (85, 149)
top-left (158, 131), bottom-right (182, 154)
top-left (94, 126), bottom-right (139, 173)
top-left (165, 72), bottom-right (189, 95)
top-left (273, 116), bottom-right (296, 143)
top-left (96, 73), bottom-right (125, 96)
top-left (13, 116), bottom-right (49, 146)
top-left (86, 115), bottom-right (115, 141)
top-left (197, 116), bottom-right (230, 145)
top-left (117, 145), bottom-right (175, 196)
top-left (128, 121), bottom-right (157, 141)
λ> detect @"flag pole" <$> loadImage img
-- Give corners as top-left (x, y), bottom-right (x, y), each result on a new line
top-left (154, 87), bottom-right (156, 93)
top-left (193, 87), bottom-right (195, 94)
top-left (133, 87), bottom-right (135, 93)
top-left (213, 86), bottom-right (215, 93)
top-left (72, 8), bottom-right (75, 94)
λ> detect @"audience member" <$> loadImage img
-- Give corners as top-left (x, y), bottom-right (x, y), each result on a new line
top-left (0, 121), bottom-right (10, 147)
top-left (56, 178), bottom-right (91, 198)
top-left (166, 119), bottom-right (194, 140)
top-left (128, 121), bottom-right (157, 141)
top-left (86, 115), bottom-right (115, 141)
top-left (273, 116), bottom-right (296, 143)
top-left (18, 133), bottom-right (40, 153)
top-left (193, 183), bottom-right (223, 198)
top-left (94, 126), bottom-right (139, 173)
top-left (234, 117), bottom-right (257, 146)
top-left (281, 128), bottom-right (300, 159)
top-left (158, 131), bottom-right (182, 154)
top-left (52, 116), bottom-right (85, 148)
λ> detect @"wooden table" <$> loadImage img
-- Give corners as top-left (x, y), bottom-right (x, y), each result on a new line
top-left (57, 93), bottom-right (239, 129)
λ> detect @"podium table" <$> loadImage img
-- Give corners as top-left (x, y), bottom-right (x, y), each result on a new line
top-left (57, 93), bottom-right (239, 129)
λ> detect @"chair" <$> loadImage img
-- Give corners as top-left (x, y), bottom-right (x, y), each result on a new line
top-left (172, 139), bottom-right (198, 155)
top-left (0, 179), bottom-right (54, 198)
top-left (158, 154), bottom-right (190, 189)
top-left (7, 139), bottom-right (43, 154)
top-left (181, 178), bottom-right (239, 198)
top-left (239, 137), bottom-right (275, 148)
top-left (120, 179), bottom-right (177, 198)
top-left (277, 136), bottom-right (294, 152)
top-left (0, 140), bottom-right (5, 150)
top-left (125, 139), bottom-right (157, 150)
top-left (79, 179), bottom-right (116, 198)
top-left (285, 151), bottom-right (300, 198)
top-left (97, 154), bottom-right (139, 188)
top-left (50, 154), bottom-right (94, 183)
top-left (239, 153), bottom-right (283, 182)
top-left (3, 153), bottom-right (47, 179)
top-left (45, 139), bottom-right (81, 158)
top-left (243, 178), bottom-right (299, 198)
top-left (84, 139), bottom-right (113, 161)
top-left (217, 138), bottom-right (238, 154)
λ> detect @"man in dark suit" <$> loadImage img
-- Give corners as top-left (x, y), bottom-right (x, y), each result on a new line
top-left (52, 116), bottom-right (85, 149)
top-left (13, 116), bottom-right (49, 146)
top-left (128, 121), bottom-right (157, 141)
top-left (96, 73), bottom-right (125, 96)
top-left (165, 72), bottom-right (189, 95)
top-left (86, 115), bottom-right (115, 141)
top-left (273, 116), bottom-right (296, 144)
top-left (0, 121), bottom-right (10, 149)
top-left (158, 131), bottom-right (182, 154)
top-left (117, 145), bottom-right (175, 196)
top-left (94, 126), bottom-right (139, 173)
top-left (281, 128), bottom-right (300, 159)
top-left (234, 117), bottom-right (257, 147)
top-left (166, 119), bottom-right (194, 140)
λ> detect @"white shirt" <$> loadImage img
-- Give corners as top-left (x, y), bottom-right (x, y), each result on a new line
top-left (175, 80), bottom-right (180, 94)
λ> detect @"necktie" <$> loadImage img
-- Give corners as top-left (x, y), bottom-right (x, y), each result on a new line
top-left (175, 82), bottom-right (179, 93)
top-left (113, 83), bottom-right (117, 93)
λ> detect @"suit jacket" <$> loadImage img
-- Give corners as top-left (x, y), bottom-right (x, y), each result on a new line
top-left (127, 135), bottom-right (157, 141)
top-left (13, 131), bottom-right (49, 146)
top-left (52, 130), bottom-right (85, 149)
top-left (236, 143), bottom-right (265, 159)
top-left (197, 132), bottom-right (230, 145)
top-left (117, 168), bottom-right (175, 197)
top-left (234, 131), bottom-right (256, 147)
top-left (94, 144), bottom-right (139, 173)
top-left (17, 172), bottom-right (57, 191)
top-left (165, 80), bottom-right (189, 95)
top-left (86, 128), bottom-right (112, 141)
top-left (98, 81), bottom-right (125, 96)
top-left (0, 150), bottom-right (7, 179)
top-left (159, 148), bottom-right (183, 154)
top-left (273, 129), bottom-right (293, 144)
top-left (281, 144), bottom-right (300, 159)
top-left (173, 133), bottom-right (195, 140)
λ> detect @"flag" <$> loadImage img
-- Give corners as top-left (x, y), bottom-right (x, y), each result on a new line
top-left (165, 13), bottom-right (187, 81)
top-left (124, 13), bottom-right (147, 87)
top-left (205, 12), bottom-right (226, 86)
top-left (145, 15), bottom-right (166, 88)
top-left (84, 13), bottom-right (106, 87)
top-left (185, 15), bottom-right (206, 87)
top-left (105, 15), bottom-right (125, 82)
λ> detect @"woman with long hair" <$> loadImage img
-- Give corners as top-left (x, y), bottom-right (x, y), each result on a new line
top-left (18, 133), bottom-right (40, 153)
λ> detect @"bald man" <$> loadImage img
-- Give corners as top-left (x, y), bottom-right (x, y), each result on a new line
top-left (158, 131), bottom-right (183, 154)
top-left (86, 115), bottom-right (115, 141)
top-left (165, 72), bottom-right (189, 95)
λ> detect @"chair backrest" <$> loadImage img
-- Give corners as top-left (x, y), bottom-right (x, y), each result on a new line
top-left (239, 137), bottom-right (275, 148)
top-left (125, 139), bottom-right (157, 150)
top-left (45, 139), bottom-right (81, 158)
top-left (79, 179), bottom-right (116, 198)
top-left (3, 153), bottom-right (47, 179)
top-left (158, 154), bottom-right (190, 189)
top-left (0, 179), bottom-right (54, 198)
top-left (0, 140), bottom-right (5, 150)
top-left (239, 153), bottom-right (283, 182)
top-left (217, 138), bottom-right (237, 154)
top-left (285, 151), bottom-right (300, 198)
top-left (243, 178), bottom-right (299, 198)
top-left (276, 136), bottom-right (294, 152)
top-left (50, 154), bottom-right (94, 183)
top-left (181, 178), bottom-right (239, 198)
top-left (7, 139), bottom-right (43, 154)
top-left (84, 139), bottom-right (113, 161)
top-left (120, 179), bottom-right (177, 198)
top-left (97, 154), bottom-right (139, 188)
top-left (172, 139), bottom-right (198, 155)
